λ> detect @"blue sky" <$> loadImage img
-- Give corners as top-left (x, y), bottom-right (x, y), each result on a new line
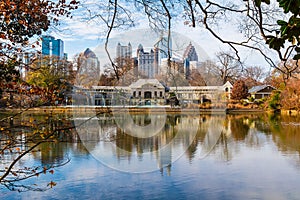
top-left (43, 1), bottom-right (278, 73)
top-left (50, 24), bottom-right (275, 69)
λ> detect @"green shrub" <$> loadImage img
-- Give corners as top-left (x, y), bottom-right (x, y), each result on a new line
top-left (248, 96), bottom-right (255, 102)
top-left (268, 91), bottom-right (281, 110)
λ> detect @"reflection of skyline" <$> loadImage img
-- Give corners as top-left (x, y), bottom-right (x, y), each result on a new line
top-left (4, 113), bottom-right (300, 199)
top-left (76, 114), bottom-right (229, 172)
top-left (4, 113), bottom-right (300, 173)
top-left (26, 113), bottom-right (300, 172)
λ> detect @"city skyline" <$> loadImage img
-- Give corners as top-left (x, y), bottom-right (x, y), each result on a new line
top-left (52, 23), bottom-right (274, 72)
top-left (115, 38), bottom-right (200, 79)
top-left (95, 29), bottom-right (209, 74)
top-left (46, 27), bottom-right (272, 77)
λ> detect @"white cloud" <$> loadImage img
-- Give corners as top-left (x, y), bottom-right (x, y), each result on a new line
top-left (42, 1), bottom-right (279, 68)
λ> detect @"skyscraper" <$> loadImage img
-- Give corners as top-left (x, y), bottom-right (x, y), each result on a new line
top-left (116, 42), bottom-right (132, 58)
top-left (137, 44), bottom-right (159, 78)
top-left (75, 48), bottom-right (101, 87)
top-left (76, 48), bottom-right (100, 74)
top-left (154, 35), bottom-right (172, 63)
top-left (184, 58), bottom-right (191, 80)
top-left (42, 35), bottom-right (64, 59)
top-left (17, 51), bottom-right (39, 79)
top-left (183, 42), bottom-right (198, 62)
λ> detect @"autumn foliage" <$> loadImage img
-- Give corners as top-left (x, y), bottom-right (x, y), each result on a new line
top-left (0, 0), bottom-right (79, 46)
top-left (231, 80), bottom-right (249, 100)
top-left (280, 78), bottom-right (300, 110)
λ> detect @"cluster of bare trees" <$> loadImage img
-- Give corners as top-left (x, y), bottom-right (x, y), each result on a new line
top-left (74, 0), bottom-right (300, 80)
top-left (195, 51), bottom-right (267, 88)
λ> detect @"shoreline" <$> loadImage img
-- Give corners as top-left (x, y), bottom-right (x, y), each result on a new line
top-left (0, 106), bottom-right (266, 115)
top-left (3, 106), bottom-right (299, 116)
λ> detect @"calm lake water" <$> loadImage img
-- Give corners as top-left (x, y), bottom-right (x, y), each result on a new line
top-left (1, 111), bottom-right (300, 200)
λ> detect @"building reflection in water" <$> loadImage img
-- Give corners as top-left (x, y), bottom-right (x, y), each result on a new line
top-left (5, 112), bottom-right (300, 173)
top-left (64, 111), bottom-right (300, 170)
top-left (74, 112), bottom-right (231, 173)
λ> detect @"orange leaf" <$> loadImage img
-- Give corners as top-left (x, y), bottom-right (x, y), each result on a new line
top-left (47, 181), bottom-right (57, 188)
top-left (43, 166), bottom-right (47, 174)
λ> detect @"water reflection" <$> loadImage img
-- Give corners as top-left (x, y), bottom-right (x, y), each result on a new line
top-left (3, 113), bottom-right (300, 170)
top-left (266, 114), bottom-right (300, 167)
top-left (2, 112), bottom-right (300, 198)
top-left (74, 113), bottom-right (203, 173)
top-left (73, 112), bottom-right (300, 173)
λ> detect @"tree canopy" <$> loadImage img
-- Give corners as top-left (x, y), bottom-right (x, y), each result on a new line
top-left (0, 0), bottom-right (79, 58)
top-left (0, 0), bottom-right (80, 191)
top-left (0, 0), bottom-right (79, 43)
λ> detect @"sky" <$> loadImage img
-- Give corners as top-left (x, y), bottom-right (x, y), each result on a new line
top-left (44, 1), bottom-right (278, 73)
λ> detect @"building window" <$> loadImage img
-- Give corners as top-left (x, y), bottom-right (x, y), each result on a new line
top-left (133, 91), bottom-right (136, 97)
top-left (160, 91), bottom-right (163, 97)
top-left (154, 91), bottom-right (157, 97)
top-left (139, 91), bottom-right (141, 97)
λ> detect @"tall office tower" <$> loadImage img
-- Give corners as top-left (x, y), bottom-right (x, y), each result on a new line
top-left (184, 58), bottom-right (191, 80)
top-left (17, 52), bottom-right (38, 79)
top-left (116, 42), bottom-right (132, 58)
top-left (137, 44), bottom-right (159, 78)
top-left (82, 48), bottom-right (100, 74)
top-left (154, 35), bottom-right (172, 65)
top-left (183, 42), bottom-right (198, 62)
top-left (42, 35), bottom-right (64, 59)
top-left (75, 48), bottom-right (101, 87)
top-left (116, 42), bottom-right (134, 73)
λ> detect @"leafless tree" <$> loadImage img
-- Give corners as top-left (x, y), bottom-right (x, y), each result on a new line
top-left (79, 0), bottom-right (299, 79)
top-left (214, 51), bottom-right (243, 84)
top-left (242, 65), bottom-right (267, 88)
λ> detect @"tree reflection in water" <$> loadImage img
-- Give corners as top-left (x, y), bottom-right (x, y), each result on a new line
top-left (2, 112), bottom-right (300, 191)
top-left (0, 112), bottom-right (84, 192)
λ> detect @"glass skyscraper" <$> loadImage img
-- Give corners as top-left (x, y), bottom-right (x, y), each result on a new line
top-left (42, 35), bottom-right (64, 59)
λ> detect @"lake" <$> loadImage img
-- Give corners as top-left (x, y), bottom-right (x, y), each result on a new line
top-left (1, 110), bottom-right (300, 200)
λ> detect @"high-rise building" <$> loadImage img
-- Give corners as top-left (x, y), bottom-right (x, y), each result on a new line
top-left (17, 51), bottom-right (39, 79)
top-left (183, 42), bottom-right (198, 62)
top-left (184, 58), bottom-right (191, 80)
top-left (160, 57), bottom-right (184, 77)
top-left (42, 35), bottom-right (64, 59)
top-left (82, 48), bottom-right (100, 74)
top-left (75, 48), bottom-right (101, 87)
top-left (116, 42), bottom-right (132, 58)
top-left (137, 44), bottom-right (159, 78)
top-left (116, 42), bottom-right (135, 73)
top-left (154, 35), bottom-right (172, 65)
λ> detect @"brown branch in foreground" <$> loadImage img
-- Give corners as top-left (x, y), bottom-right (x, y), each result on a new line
top-left (186, 0), bottom-right (196, 27)
top-left (0, 127), bottom-right (72, 182)
top-left (104, 0), bottom-right (119, 80)
top-left (159, 0), bottom-right (179, 91)
top-left (1, 157), bottom-right (70, 192)
top-left (0, 105), bottom-right (110, 182)
top-left (194, 0), bottom-right (279, 71)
